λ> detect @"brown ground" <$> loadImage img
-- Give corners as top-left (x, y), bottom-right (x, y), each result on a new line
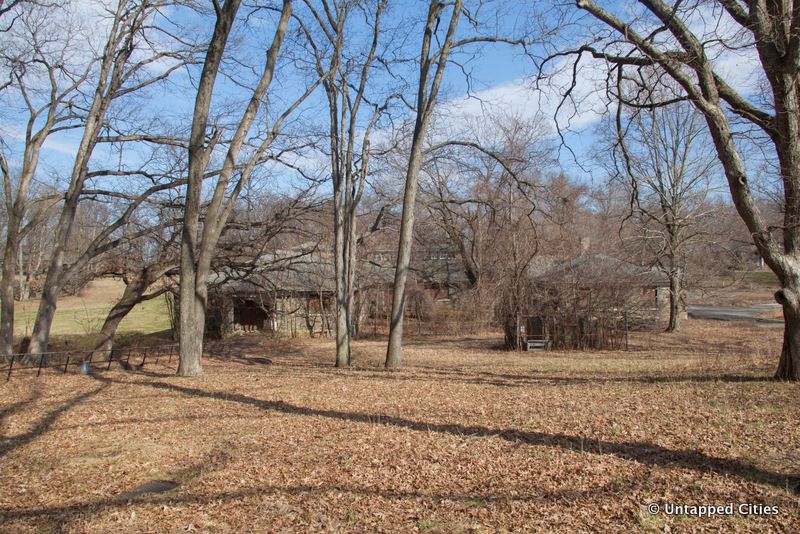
top-left (0, 320), bottom-right (798, 533)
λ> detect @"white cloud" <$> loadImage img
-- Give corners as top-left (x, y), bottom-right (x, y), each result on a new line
top-left (436, 54), bottom-right (611, 137)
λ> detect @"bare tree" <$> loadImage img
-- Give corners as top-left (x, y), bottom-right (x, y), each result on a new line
top-left (0, 2), bottom-right (95, 355)
top-left (420, 112), bottom-right (554, 296)
top-left (384, 0), bottom-right (463, 368)
top-left (383, 0), bottom-right (541, 367)
top-left (178, 0), bottom-right (325, 376)
top-left (298, 0), bottom-right (390, 367)
top-left (611, 100), bottom-right (719, 332)
top-left (22, 0), bottom-right (188, 354)
top-left (563, 1), bottom-right (800, 379)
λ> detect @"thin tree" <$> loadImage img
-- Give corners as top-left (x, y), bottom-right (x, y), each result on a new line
top-left (613, 100), bottom-right (718, 332)
top-left (384, 0), bottom-right (463, 368)
top-left (298, 0), bottom-right (390, 367)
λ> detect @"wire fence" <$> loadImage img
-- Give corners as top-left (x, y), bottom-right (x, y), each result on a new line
top-left (1, 344), bottom-right (178, 381)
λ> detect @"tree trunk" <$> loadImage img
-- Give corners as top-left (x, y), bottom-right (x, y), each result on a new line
top-left (666, 267), bottom-right (684, 333)
top-left (176, 0), bottom-right (242, 377)
top-left (93, 274), bottom-right (148, 355)
top-left (26, 5), bottom-right (132, 355)
top-left (177, 315), bottom-right (204, 375)
top-left (385, 136), bottom-right (425, 368)
top-left (177, 255), bottom-right (211, 376)
top-left (347, 201), bottom-right (358, 336)
top-left (503, 315), bottom-right (519, 350)
top-left (93, 267), bottom-right (168, 356)
top-left (775, 288), bottom-right (800, 380)
top-left (385, 0), bottom-right (462, 369)
top-left (334, 191), bottom-right (350, 367)
top-left (1, 165), bottom-right (37, 356)
top-left (18, 242), bottom-right (32, 301)
top-left (0, 215), bottom-right (20, 356)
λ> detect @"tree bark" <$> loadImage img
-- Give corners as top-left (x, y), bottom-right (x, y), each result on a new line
top-left (385, 134), bottom-right (427, 368)
top-left (0, 212), bottom-right (21, 356)
top-left (385, 0), bottom-right (462, 369)
top-left (775, 288), bottom-right (800, 381)
top-left (176, 0), bottom-right (241, 376)
top-left (666, 267), bottom-right (684, 333)
top-left (334, 189), bottom-right (350, 367)
top-left (93, 275), bottom-right (146, 355)
top-left (93, 265), bottom-right (171, 356)
top-left (178, 0), bottom-right (298, 375)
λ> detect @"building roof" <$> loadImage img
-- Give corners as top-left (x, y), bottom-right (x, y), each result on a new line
top-left (533, 254), bottom-right (670, 288)
top-left (211, 252), bottom-right (395, 295)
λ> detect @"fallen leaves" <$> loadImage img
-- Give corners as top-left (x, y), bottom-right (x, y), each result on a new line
top-left (0, 320), bottom-right (797, 532)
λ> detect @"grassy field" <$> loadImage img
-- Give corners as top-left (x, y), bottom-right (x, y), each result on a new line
top-left (0, 320), bottom-right (798, 532)
top-left (12, 278), bottom-right (171, 348)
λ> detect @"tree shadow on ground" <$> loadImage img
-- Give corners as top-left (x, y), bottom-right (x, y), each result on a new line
top-left (270, 363), bottom-right (776, 388)
top-left (16, 434), bottom-right (239, 533)
top-left (0, 386), bottom-right (41, 431)
top-left (0, 476), bottom-right (648, 526)
top-left (1, 374), bottom-right (795, 528)
top-left (87, 374), bottom-right (800, 494)
top-left (401, 367), bottom-right (778, 387)
top-left (0, 384), bottom-right (108, 458)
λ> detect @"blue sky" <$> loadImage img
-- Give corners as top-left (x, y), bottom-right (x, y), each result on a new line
top-left (0, 0), bottom-right (769, 202)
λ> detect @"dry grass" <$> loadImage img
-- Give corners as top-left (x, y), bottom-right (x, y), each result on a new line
top-left (689, 273), bottom-right (779, 307)
top-left (0, 320), bottom-right (798, 532)
top-left (13, 278), bottom-right (171, 348)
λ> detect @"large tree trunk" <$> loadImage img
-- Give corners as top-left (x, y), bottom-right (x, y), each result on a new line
top-left (666, 267), bottom-right (684, 333)
top-left (176, 0), bottom-right (242, 377)
top-left (177, 0), bottom-right (294, 375)
top-left (27, 264), bottom-right (63, 354)
top-left (0, 215), bottom-right (21, 356)
top-left (775, 288), bottom-right (800, 381)
top-left (93, 266), bottom-right (169, 355)
top-left (177, 278), bottom-right (206, 376)
top-left (1, 162), bottom-right (39, 356)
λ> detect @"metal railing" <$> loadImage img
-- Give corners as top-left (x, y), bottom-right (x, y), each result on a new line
top-left (1, 344), bottom-right (178, 381)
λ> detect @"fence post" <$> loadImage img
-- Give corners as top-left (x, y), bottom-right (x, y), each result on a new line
top-left (37, 353), bottom-right (45, 377)
top-left (126, 348), bottom-right (132, 367)
top-left (141, 348), bottom-right (147, 368)
top-left (6, 354), bottom-right (14, 381)
top-left (64, 354), bottom-right (70, 374)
